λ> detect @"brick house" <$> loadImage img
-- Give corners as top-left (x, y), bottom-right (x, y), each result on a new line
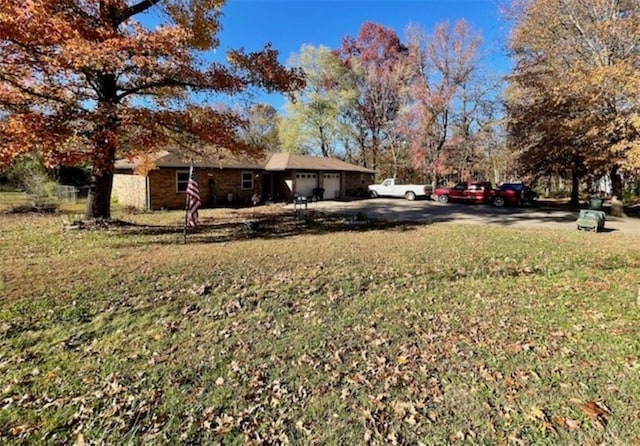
top-left (113, 151), bottom-right (376, 210)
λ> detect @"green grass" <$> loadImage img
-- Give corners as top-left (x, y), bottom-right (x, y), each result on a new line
top-left (0, 190), bottom-right (89, 216)
top-left (1, 204), bottom-right (639, 445)
top-left (0, 190), bottom-right (32, 210)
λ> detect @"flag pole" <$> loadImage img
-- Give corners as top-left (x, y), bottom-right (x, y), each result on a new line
top-left (183, 160), bottom-right (201, 244)
top-left (183, 161), bottom-right (193, 244)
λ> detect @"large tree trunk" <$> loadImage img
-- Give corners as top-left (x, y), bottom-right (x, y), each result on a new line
top-left (86, 170), bottom-right (114, 219)
top-left (371, 131), bottom-right (379, 171)
top-left (357, 128), bottom-right (368, 168)
top-left (85, 139), bottom-right (116, 219)
top-left (87, 67), bottom-right (119, 220)
top-left (431, 164), bottom-right (439, 197)
top-left (610, 165), bottom-right (626, 217)
top-left (570, 168), bottom-right (580, 206)
top-left (319, 126), bottom-right (328, 157)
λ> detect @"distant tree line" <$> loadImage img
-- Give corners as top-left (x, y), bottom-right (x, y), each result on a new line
top-left (251, 1), bottom-right (639, 207)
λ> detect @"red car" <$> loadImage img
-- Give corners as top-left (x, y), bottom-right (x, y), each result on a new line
top-left (497, 183), bottom-right (538, 206)
top-left (433, 181), bottom-right (522, 207)
top-left (434, 181), bottom-right (495, 204)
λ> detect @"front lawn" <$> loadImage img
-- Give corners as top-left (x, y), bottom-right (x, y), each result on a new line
top-left (1, 206), bottom-right (639, 444)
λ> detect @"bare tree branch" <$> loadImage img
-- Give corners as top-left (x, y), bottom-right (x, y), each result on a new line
top-left (117, 0), bottom-right (163, 24)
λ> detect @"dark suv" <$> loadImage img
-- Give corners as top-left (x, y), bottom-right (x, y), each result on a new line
top-left (498, 183), bottom-right (538, 205)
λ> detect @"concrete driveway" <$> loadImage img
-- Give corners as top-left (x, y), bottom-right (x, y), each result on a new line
top-left (288, 198), bottom-right (640, 234)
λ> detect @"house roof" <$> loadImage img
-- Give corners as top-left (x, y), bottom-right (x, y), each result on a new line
top-left (115, 151), bottom-right (375, 174)
top-left (114, 150), bottom-right (265, 170)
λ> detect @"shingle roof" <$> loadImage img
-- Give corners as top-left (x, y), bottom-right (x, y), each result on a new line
top-left (114, 150), bottom-right (265, 170)
top-left (115, 151), bottom-right (375, 174)
top-left (264, 153), bottom-right (374, 173)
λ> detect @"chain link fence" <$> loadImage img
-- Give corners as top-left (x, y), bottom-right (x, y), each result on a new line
top-left (56, 185), bottom-right (78, 204)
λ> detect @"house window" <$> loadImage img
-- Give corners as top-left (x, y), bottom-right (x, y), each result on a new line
top-left (176, 170), bottom-right (190, 192)
top-left (241, 171), bottom-right (254, 190)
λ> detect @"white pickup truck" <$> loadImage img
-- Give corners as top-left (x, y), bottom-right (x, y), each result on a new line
top-left (368, 178), bottom-right (432, 201)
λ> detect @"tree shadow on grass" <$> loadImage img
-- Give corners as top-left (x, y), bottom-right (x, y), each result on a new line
top-left (102, 210), bottom-right (427, 247)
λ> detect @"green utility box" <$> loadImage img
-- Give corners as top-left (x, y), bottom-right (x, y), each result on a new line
top-left (576, 209), bottom-right (606, 232)
top-left (589, 198), bottom-right (604, 210)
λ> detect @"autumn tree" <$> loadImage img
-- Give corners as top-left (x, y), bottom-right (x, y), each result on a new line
top-left (239, 103), bottom-right (281, 152)
top-left (338, 22), bottom-right (412, 171)
top-left (279, 45), bottom-right (356, 157)
top-left (447, 74), bottom-right (507, 184)
top-left (0, 0), bottom-right (304, 219)
top-left (507, 0), bottom-right (640, 209)
top-left (507, 75), bottom-right (593, 203)
top-left (408, 20), bottom-right (485, 187)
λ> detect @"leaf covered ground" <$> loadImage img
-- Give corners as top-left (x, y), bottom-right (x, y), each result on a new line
top-left (1, 205), bottom-right (639, 445)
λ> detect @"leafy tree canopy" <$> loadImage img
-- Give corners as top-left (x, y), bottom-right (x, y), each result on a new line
top-left (0, 0), bottom-right (305, 218)
top-left (507, 0), bottom-right (640, 202)
top-left (280, 45), bottom-right (356, 157)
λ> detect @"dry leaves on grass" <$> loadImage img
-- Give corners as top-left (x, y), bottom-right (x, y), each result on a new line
top-left (575, 399), bottom-right (612, 430)
top-left (553, 414), bottom-right (581, 432)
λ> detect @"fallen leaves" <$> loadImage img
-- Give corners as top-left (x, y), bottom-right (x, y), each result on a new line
top-left (553, 414), bottom-right (580, 432)
top-left (2, 217), bottom-right (640, 444)
top-left (575, 399), bottom-right (612, 430)
top-left (8, 424), bottom-right (37, 437)
top-left (522, 398), bottom-right (612, 435)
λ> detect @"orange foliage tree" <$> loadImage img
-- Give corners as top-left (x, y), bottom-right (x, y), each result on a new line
top-left (338, 22), bottom-right (412, 171)
top-left (507, 0), bottom-right (640, 206)
top-left (403, 20), bottom-right (487, 188)
top-left (0, 0), bottom-right (304, 218)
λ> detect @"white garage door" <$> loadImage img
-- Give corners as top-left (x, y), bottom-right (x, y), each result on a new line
top-left (323, 173), bottom-right (341, 199)
top-left (295, 173), bottom-right (317, 198)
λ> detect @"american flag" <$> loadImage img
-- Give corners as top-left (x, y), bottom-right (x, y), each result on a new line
top-left (185, 164), bottom-right (201, 227)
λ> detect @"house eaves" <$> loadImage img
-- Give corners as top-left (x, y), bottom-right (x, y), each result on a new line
top-left (264, 153), bottom-right (375, 174)
top-left (115, 150), bottom-right (375, 174)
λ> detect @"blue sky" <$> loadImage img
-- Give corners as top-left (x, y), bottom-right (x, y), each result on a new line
top-left (144, 0), bottom-right (513, 109)
top-left (218, 0), bottom-right (511, 62)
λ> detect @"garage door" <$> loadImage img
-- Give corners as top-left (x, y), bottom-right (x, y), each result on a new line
top-left (323, 173), bottom-right (340, 199)
top-left (295, 173), bottom-right (317, 198)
